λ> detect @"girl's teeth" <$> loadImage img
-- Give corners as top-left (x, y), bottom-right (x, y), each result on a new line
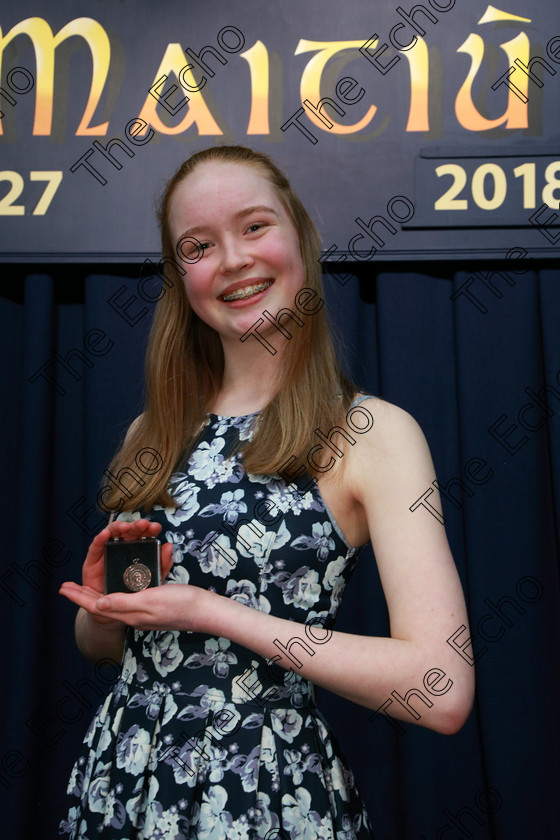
top-left (222, 281), bottom-right (272, 301)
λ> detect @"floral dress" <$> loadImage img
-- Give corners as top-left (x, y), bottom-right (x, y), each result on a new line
top-left (59, 398), bottom-right (376, 840)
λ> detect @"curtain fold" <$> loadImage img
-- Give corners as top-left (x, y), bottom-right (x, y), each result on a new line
top-left (2, 266), bottom-right (558, 839)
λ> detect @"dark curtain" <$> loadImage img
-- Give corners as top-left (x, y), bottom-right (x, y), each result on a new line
top-left (1, 264), bottom-right (559, 839)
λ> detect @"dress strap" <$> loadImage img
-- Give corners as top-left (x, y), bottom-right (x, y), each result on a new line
top-left (349, 393), bottom-right (376, 409)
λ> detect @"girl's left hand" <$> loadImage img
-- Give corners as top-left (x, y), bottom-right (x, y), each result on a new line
top-left (58, 580), bottom-right (213, 633)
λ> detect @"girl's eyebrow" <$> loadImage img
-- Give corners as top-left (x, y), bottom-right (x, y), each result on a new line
top-left (178, 205), bottom-right (278, 240)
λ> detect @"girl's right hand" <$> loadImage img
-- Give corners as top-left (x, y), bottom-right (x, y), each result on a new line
top-left (61, 518), bottom-right (174, 627)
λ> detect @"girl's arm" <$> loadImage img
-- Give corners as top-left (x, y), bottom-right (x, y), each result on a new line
top-left (74, 606), bottom-right (128, 665)
top-left (192, 399), bottom-right (474, 734)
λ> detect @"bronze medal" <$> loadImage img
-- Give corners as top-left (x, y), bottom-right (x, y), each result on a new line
top-left (123, 558), bottom-right (152, 591)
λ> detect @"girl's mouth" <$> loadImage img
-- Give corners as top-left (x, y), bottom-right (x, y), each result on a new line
top-left (221, 280), bottom-right (273, 302)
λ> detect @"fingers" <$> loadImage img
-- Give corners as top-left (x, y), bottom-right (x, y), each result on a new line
top-left (75, 519), bottom-right (169, 595)
top-left (59, 581), bottom-right (118, 624)
top-left (105, 518), bottom-right (162, 541)
top-left (60, 581), bottom-right (198, 633)
top-left (83, 519), bottom-right (162, 569)
top-left (85, 588), bottom-right (158, 627)
top-left (59, 581), bottom-right (140, 625)
top-left (86, 518), bottom-right (162, 554)
top-left (160, 542), bottom-right (174, 580)
top-left (60, 582), bottom-right (102, 599)
top-left (60, 577), bottom-right (165, 618)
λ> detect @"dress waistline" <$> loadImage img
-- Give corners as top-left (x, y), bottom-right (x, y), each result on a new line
top-left (112, 671), bottom-right (317, 711)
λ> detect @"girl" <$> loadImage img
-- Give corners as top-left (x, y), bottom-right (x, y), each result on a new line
top-left (59, 145), bottom-right (474, 839)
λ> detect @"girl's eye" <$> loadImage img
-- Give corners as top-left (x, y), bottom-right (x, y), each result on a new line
top-left (247, 222), bottom-right (265, 233)
top-left (190, 242), bottom-right (211, 256)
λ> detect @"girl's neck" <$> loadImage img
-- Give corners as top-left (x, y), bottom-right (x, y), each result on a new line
top-left (212, 337), bottom-right (284, 416)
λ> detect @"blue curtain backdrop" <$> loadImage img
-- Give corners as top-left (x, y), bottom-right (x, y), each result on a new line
top-left (1, 263), bottom-right (559, 839)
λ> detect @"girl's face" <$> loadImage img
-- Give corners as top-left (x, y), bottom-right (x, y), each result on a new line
top-left (167, 160), bottom-right (306, 346)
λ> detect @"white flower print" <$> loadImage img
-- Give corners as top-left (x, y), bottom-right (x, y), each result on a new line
top-left (278, 567), bottom-right (321, 610)
top-left (159, 476), bottom-right (201, 525)
top-left (317, 815), bottom-right (335, 840)
top-left (329, 757), bottom-right (351, 803)
top-left (291, 522), bottom-right (336, 561)
top-left (58, 806), bottom-right (81, 836)
top-left (282, 787), bottom-right (323, 840)
top-left (283, 672), bottom-right (313, 708)
top-left (188, 437), bottom-right (241, 488)
top-left (101, 788), bottom-right (127, 829)
top-left (322, 556), bottom-right (346, 591)
top-left (283, 748), bottom-right (306, 786)
top-left (128, 680), bottom-right (178, 725)
top-left (176, 687), bottom-right (238, 725)
top-left (259, 725), bottom-right (278, 778)
top-left (228, 816), bottom-right (251, 840)
top-left (167, 563), bottom-right (191, 585)
top-left (314, 717), bottom-right (334, 760)
top-left (142, 799), bottom-right (189, 839)
top-left (200, 532), bottom-right (238, 577)
top-left (115, 724), bottom-right (151, 775)
top-left (231, 662), bottom-right (267, 705)
top-left (65, 764), bottom-right (82, 798)
top-left (236, 518), bottom-right (291, 563)
top-left (225, 578), bottom-right (271, 613)
top-left (237, 414), bottom-right (259, 441)
top-left (184, 637), bottom-right (238, 678)
top-left (323, 556), bottom-right (350, 614)
top-left (245, 472), bottom-right (274, 485)
top-left (305, 610), bottom-right (330, 630)
top-left (83, 694), bottom-right (111, 748)
top-left (111, 708), bottom-right (124, 741)
top-left (212, 413), bottom-right (257, 441)
top-left (86, 760), bottom-right (111, 813)
top-left (234, 521), bottom-right (269, 557)
top-left (200, 489), bottom-right (247, 524)
top-left (248, 791), bottom-right (277, 836)
top-left (198, 785), bottom-right (234, 840)
top-left (212, 417), bottom-right (233, 437)
top-left (142, 630), bottom-right (184, 676)
top-left (96, 719), bottom-right (114, 755)
top-left (162, 740), bottom-right (201, 787)
top-left (165, 530), bottom-right (189, 563)
top-left (271, 709), bottom-right (303, 744)
top-left (205, 743), bottom-right (230, 783)
top-left (229, 744), bottom-right (261, 792)
top-left (339, 814), bottom-right (362, 839)
top-left (266, 479), bottom-right (323, 519)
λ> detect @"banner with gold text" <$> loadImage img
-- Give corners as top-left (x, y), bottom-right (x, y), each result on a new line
top-left (0, 0), bottom-right (559, 261)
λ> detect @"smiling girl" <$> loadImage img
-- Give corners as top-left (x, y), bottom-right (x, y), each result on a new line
top-left (59, 146), bottom-right (474, 840)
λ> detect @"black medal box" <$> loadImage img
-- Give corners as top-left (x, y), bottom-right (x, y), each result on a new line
top-left (104, 536), bottom-right (162, 594)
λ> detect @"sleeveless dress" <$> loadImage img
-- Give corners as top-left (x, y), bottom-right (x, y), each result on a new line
top-left (59, 397), bottom-right (376, 840)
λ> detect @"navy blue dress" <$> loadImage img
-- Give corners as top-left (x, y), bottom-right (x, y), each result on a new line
top-left (59, 399), bottom-right (376, 839)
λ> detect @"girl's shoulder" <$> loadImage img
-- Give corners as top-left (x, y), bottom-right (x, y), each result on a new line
top-left (345, 394), bottom-right (429, 463)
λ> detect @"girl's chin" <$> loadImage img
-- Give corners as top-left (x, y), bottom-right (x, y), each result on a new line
top-left (213, 314), bottom-right (280, 348)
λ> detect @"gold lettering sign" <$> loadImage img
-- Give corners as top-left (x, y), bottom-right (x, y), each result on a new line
top-left (0, 7), bottom-right (543, 138)
top-left (0, 16), bottom-right (110, 135)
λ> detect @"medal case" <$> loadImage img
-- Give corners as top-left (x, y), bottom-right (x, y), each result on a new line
top-left (104, 536), bottom-right (161, 594)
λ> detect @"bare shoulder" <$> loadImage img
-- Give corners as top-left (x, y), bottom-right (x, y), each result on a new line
top-left (349, 395), bottom-right (427, 453)
top-left (346, 396), bottom-right (435, 502)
